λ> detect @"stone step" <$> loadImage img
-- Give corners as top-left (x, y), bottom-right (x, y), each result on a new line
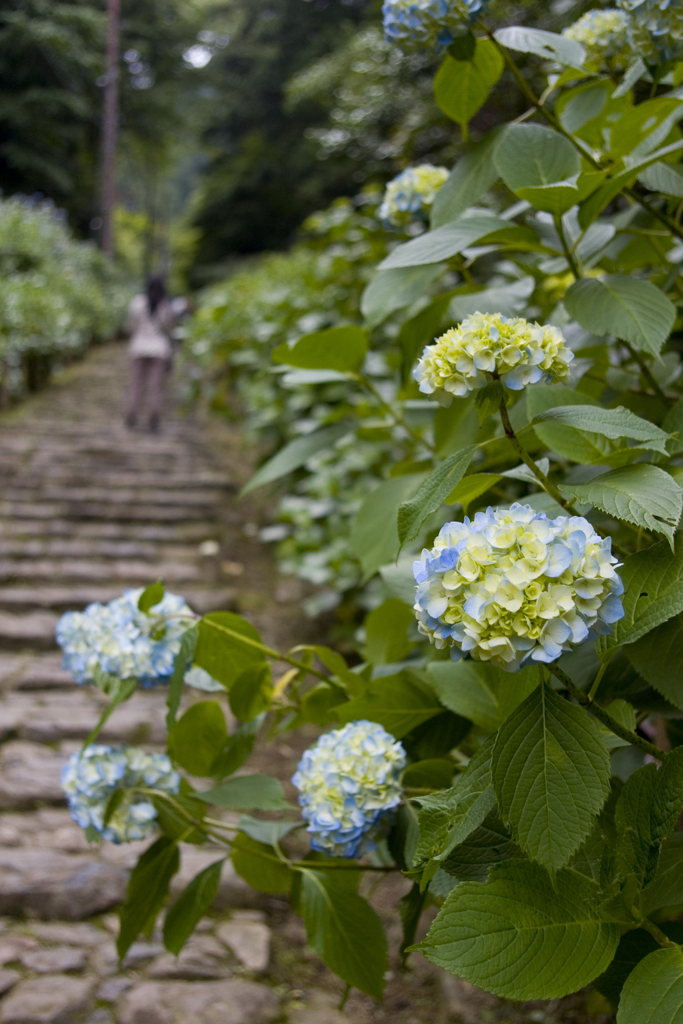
top-left (0, 470), bottom-right (227, 489)
top-left (0, 653), bottom-right (74, 691)
top-left (0, 585), bottom-right (237, 614)
top-left (0, 558), bottom-right (203, 585)
top-left (1, 486), bottom-right (231, 507)
top-left (0, 690), bottom-right (168, 745)
top-left (0, 539), bottom-right (196, 560)
top-left (0, 501), bottom-right (216, 522)
top-left (0, 520), bottom-right (219, 542)
top-left (0, 611), bottom-right (59, 650)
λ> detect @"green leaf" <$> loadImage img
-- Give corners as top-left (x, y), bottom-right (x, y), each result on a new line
top-left (138, 581), bottom-right (164, 613)
top-left (599, 699), bottom-right (637, 749)
top-left (299, 681), bottom-right (348, 725)
top-left (163, 859), bottom-right (225, 955)
top-left (364, 599), bottom-right (414, 665)
top-left (154, 785), bottom-right (208, 846)
top-left (617, 947), bottom-right (683, 1024)
top-left (608, 98), bottom-right (683, 160)
top-left (194, 612), bottom-right (266, 690)
top-left (168, 701), bottom-right (228, 778)
top-left (397, 446), bottom-right (476, 547)
top-left (448, 276), bottom-right (536, 321)
top-left (434, 40), bottom-right (504, 136)
top-left (594, 928), bottom-right (664, 1007)
top-left (197, 773), bottom-right (292, 810)
top-left (491, 682), bottom-right (611, 874)
top-left (494, 123), bottom-right (581, 213)
top-left (579, 138), bottom-right (683, 228)
top-left (431, 129), bottom-right (502, 228)
top-left (231, 832), bottom-right (294, 893)
top-left (413, 739), bottom-right (494, 869)
top-left (272, 325), bottom-right (368, 374)
top-left (167, 625), bottom-right (198, 730)
top-left (228, 663), bottom-right (273, 722)
top-left (642, 833), bottom-right (683, 915)
top-left (303, 645), bottom-right (364, 696)
top-left (117, 838), bottom-right (180, 959)
top-left (598, 541), bottom-right (683, 657)
top-left (445, 472), bottom-right (502, 513)
top-left (557, 81), bottom-right (610, 135)
top-left (397, 290), bottom-right (453, 385)
top-left (211, 717), bottom-right (260, 779)
top-left (239, 421), bottom-right (353, 496)
top-left (378, 213), bottom-right (520, 270)
top-left (334, 672), bottom-right (442, 739)
top-left (237, 815), bottom-right (302, 846)
top-left (434, 395), bottom-right (479, 456)
top-left (532, 405), bottom-right (672, 455)
top-left (639, 160), bottom-right (683, 197)
top-left (494, 25), bottom-right (586, 68)
top-left (440, 809), bottom-right (521, 883)
top-left (428, 660), bottom-right (539, 732)
top-left (559, 465), bottom-right (683, 547)
top-left (300, 869), bottom-right (388, 1000)
top-left (417, 861), bottom-right (619, 1000)
top-left (403, 758), bottom-right (455, 790)
top-left (349, 473), bottom-right (426, 580)
top-left (360, 264), bottom-right (445, 328)
top-left (627, 613), bottom-right (683, 709)
top-left (564, 274), bottom-right (676, 357)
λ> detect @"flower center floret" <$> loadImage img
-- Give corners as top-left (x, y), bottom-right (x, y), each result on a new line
top-left (379, 165), bottom-right (449, 229)
top-left (414, 311), bottom-right (574, 399)
top-left (382, 0), bottom-right (490, 53)
top-left (292, 720), bottom-right (406, 858)
top-left (56, 588), bottom-right (195, 688)
top-left (563, 9), bottom-right (632, 71)
top-left (61, 744), bottom-right (180, 844)
top-left (413, 504), bottom-right (624, 672)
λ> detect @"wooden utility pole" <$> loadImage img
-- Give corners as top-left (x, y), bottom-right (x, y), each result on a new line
top-left (101, 0), bottom-right (120, 257)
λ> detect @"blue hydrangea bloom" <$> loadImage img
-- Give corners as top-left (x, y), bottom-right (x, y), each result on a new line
top-left (563, 9), bottom-right (632, 72)
top-left (61, 744), bottom-right (180, 843)
top-left (413, 505), bottom-right (624, 672)
top-left (618, 0), bottom-right (683, 63)
top-left (292, 721), bottom-right (406, 858)
top-left (379, 164), bottom-right (449, 229)
top-left (55, 588), bottom-right (195, 688)
top-left (383, 0), bottom-right (490, 53)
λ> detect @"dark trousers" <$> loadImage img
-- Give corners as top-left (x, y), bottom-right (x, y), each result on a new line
top-left (127, 357), bottom-right (167, 422)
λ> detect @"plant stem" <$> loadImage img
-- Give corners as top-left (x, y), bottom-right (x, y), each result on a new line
top-left (356, 374), bottom-right (436, 453)
top-left (622, 339), bottom-right (670, 404)
top-left (498, 396), bottom-right (580, 514)
top-left (553, 214), bottom-right (581, 279)
top-left (640, 916), bottom-right (680, 949)
top-left (587, 657), bottom-right (610, 702)
top-left (204, 618), bottom-right (330, 682)
top-left (549, 664), bottom-right (669, 759)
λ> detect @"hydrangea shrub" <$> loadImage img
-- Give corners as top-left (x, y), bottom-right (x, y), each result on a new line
top-left (61, 5), bottom-right (683, 1019)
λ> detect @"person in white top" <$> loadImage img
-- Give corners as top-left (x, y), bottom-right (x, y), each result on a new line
top-left (125, 275), bottom-right (175, 432)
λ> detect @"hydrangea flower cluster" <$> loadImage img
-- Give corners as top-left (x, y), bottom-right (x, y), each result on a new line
top-left (292, 721), bottom-right (406, 858)
top-left (56, 589), bottom-right (195, 688)
top-left (414, 312), bottom-right (574, 399)
top-left (379, 164), bottom-right (449, 229)
top-left (413, 505), bottom-right (624, 672)
top-left (563, 9), bottom-right (632, 72)
top-left (382, 0), bottom-right (490, 53)
top-left (618, 0), bottom-right (683, 64)
top-left (61, 745), bottom-right (180, 843)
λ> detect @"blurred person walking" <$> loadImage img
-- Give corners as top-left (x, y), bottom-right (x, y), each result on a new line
top-left (125, 275), bottom-right (175, 432)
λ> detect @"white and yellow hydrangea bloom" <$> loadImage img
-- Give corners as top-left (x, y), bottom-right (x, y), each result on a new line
top-left (414, 312), bottom-right (574, 398)
top-left (379, 164), bottom-right (449, 229)
top-left (413, 505), bottom-right (624, 672)
top-left (292, 721), bottom-right (406, 858)
top-left (563, 9), bottom-right (632, 72)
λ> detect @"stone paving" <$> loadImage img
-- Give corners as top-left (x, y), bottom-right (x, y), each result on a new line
top-left (0, 345), bottom-right (613, 1024)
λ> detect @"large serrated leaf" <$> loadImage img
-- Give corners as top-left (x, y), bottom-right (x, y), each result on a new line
top-left (428, 659), bottom-right (539, 732)
top-left (639, 161), bottom-right (683, 197)
top-left (440, 809), bottom-right (521, 883)
top-left (494, 123), bottom-right (580, 195)
top-left (617, 947), bottom-right (683, 1024)
top-left (642, 833), bottom-right (683, 915)
top-left (532, 405), bottom-right (672, 455)
top-left (431, 130), bottom-right (502, 227)
top-left (597, 541), bottom-right (683, 656)
top-left (300, 869), bottom-right (387, 1000)
top-left (491, 683), bottom-right (611, 873)
top-left (494, 26), bottom-right (586, 67)
top-left (333, 672), bottom-right (442, 739)
top-left (564, 275), bottom-right (676, 357)
top-left (417, 860), bottom-right (619, 1000)
top-left (559, 465), bottom-right (683, 548)
top-left (434, 40), bottom-right (503, 135)
top-left (378, 214), bottom-right (518, 270)
top-left (397, 446), bottom-right (475, 547)
top-left (626, 613), bottom-right (683, 709)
